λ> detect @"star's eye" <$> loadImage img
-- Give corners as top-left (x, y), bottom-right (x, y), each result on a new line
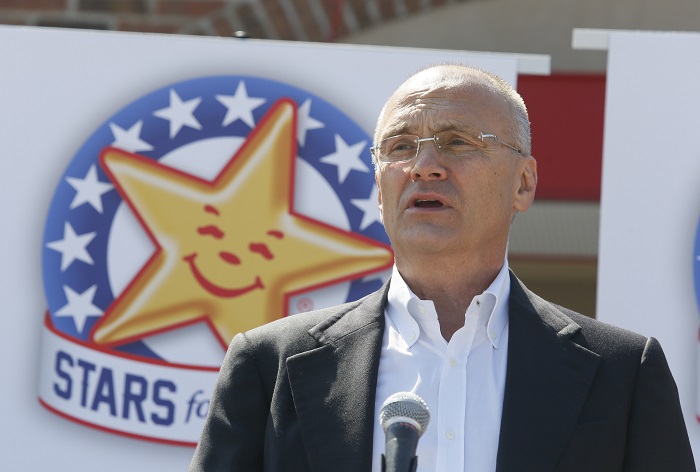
top-left (219, 252), bottom-right (240, 265)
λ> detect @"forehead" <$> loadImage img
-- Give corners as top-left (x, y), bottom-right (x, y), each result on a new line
top-left (378, 69), bottom-right (511, 137)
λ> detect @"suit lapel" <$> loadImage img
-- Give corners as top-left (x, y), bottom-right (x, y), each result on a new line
top-left (286, 286), bottom-right (388, 472)
top-left (496, 273), bottom-right (601, 472)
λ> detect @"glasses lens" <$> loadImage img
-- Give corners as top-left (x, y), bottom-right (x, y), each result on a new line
top-left (433, 131), bottom-right (484, 158)
top-left (379, 135), bottom-right (419, 162)
top-left (375, 131), bottom-right (513, 162)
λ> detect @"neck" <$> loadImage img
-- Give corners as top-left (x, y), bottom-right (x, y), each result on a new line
top-left (394, 250), bottom-right (505, 341)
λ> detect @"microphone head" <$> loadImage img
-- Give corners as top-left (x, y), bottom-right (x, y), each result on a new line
top-left (379, 392), bottom-right (430, 436)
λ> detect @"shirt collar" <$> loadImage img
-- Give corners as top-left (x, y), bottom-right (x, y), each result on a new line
top-left (386, 261), bottom-right (510, 349)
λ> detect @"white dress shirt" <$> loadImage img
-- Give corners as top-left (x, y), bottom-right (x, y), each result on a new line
top-left (372, 262), bottom-right (510, 472)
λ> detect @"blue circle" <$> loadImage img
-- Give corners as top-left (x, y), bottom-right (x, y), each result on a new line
top-left (41, 75), bottom-right (389, 358)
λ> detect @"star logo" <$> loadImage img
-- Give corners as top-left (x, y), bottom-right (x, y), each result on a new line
top-left (39, 75), bottom-right (391, 444)
top-left (91, 99), bottom-right (392, 348)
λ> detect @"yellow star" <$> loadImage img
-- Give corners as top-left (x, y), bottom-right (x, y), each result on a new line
top-left (91, 99), bottom-right (393, 348)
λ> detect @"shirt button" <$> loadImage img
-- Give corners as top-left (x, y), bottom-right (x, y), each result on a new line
top-left (489, 331), bottom-right (497, 340)
top-left (448, 357), bottom-right (458, 367)
top-left (476, 299), bottom-right (481, 307)
top-left (418, 304), bottom-right (426, 314)
top-left (445, 430), bottom-right (455, 440)
top-left (407, 332), bottom-right (416, 341)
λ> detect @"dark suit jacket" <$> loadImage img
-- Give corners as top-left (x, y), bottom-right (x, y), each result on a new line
top-left (189, 273), bottom-right (695, 471)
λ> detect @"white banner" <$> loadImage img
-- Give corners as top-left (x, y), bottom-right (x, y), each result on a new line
top-left (595, 30), bottom-right (700, 458)
top-left (0, 25), bottom-right (541, 471)
top-left (38, 314), bottom-right (217, 445)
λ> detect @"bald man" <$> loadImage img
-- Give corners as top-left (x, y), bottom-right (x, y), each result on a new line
top-left (190, 64), bottom-right (694, 472)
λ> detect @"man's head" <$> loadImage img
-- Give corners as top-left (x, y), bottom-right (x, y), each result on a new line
top-left (373, 64), bottom-right (532, 161)
top-left (372, 64), bottom-right (537, 265)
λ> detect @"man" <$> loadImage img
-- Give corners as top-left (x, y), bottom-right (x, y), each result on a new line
top-left (189, 64), bottom-right (695, 471)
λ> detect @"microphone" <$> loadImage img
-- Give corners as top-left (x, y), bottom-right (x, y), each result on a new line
top-left (379, 392), bottom-right (430, 472)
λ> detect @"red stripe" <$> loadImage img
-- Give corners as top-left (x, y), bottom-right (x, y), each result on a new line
top-left (518, 73), bottom-right (606, 201)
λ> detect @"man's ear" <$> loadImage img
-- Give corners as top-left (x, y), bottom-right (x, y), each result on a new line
top-left (375, 173), bottom-right (384, 223)
top-left (514, 156), bottom-right (537, 213)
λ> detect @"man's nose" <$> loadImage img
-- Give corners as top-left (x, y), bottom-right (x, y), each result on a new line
top-left (411, 139), bottom-right (446, 181)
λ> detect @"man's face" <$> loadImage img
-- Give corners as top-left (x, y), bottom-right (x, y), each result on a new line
top-left (374, 70), bottom-right (536, 262)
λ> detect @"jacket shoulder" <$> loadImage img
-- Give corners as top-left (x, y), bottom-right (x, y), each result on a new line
top-left (510, 271), bottom-right (650, 355)
top-left (556, 304), bottom-right (651, 355)
top-left (235, 285), bottom-right (387, 356)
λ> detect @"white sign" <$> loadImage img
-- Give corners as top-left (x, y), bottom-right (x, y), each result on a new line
top-left (592, 30), bottom-right (700, 458)
top-left (0, 25), bottom-right (541, 471)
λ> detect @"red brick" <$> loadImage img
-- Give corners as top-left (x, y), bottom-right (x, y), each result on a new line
top-left (118, 20), bottom-right (183, 33)
top-left (235, 3), bottom-right (268, 39)
top-left (0, 0), bottom-right (66, 10)
top-left (348, 0), bottom-right (371, 28)
top-left (0, 16), bottom-right (28, 25)
top-left (155, 0), bottom-right (224, 16)
top-left (291, 0), bottom-right (324, 42)
top-left (211, 15), bottom-right (234, 37)
top-left (261, 0), bottom-right (294, 40)
top-left (79, 0), bottom-right (146, 14)
top-left (404, 0), bottom-right (422, 14)
top-left (375, 0), bottom-right (395, 21)
top-left (37, 17), bottom-right (109, 29)
top-left (321, 0), bottom-right (348, 41)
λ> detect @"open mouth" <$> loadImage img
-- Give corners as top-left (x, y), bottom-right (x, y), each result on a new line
top-left (414, 199), bottom-right (444, 208)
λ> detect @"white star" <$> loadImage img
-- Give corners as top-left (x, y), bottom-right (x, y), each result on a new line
top-left (297, 99), bottom-right (324, 146)
top-left (65, 165), bottom-right (114, 213)
top-left (216, 81), bottom-right (266, 128)
top-left (110, 120), bottom-right (154, 153)
top-left (351, 186), bottom-right (383, 230)
top-left (55, 285), bottom-right (103, 334)
top-left (46, 222), bottom-right (97, 271)
top-left (153, 89), bottom-right (202, 138)
top-left (319, 134), bottom-right (370, 183)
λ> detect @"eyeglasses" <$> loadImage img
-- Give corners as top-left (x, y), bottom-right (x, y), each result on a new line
top-left (370, 130), bottom-right (523, 163)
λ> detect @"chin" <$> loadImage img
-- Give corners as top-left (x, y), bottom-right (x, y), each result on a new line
top-left (394, 231), bottom-right (457, 255)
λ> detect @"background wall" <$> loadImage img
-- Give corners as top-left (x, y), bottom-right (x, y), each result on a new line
top-left (3, 0), bottom-right (700, 72)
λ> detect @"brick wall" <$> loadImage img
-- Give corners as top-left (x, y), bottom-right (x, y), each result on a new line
top-left (0, 0), bottom-right (466, 41)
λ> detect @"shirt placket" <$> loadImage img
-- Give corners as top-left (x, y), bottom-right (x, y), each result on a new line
top-left (435, 297), bottom-right (482, 471)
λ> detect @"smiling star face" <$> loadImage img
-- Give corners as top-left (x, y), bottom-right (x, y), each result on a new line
top-left (90, 100), bottom-right (393, 348)
top-left (181, 204), bottom-right (285, 299)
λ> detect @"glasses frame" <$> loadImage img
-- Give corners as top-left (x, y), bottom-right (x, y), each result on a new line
top-left (370, 131), bottom-right (524, 163)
